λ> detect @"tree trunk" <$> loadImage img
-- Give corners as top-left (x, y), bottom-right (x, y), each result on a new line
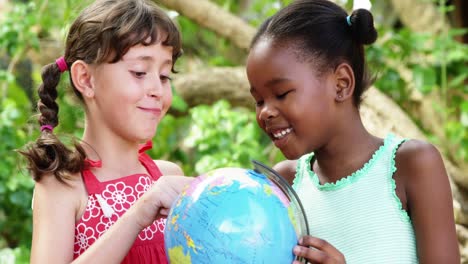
top-left (0, 0), bottom-right (8, 17)
top-left (389, 0), bottom-right (448, 33)
top-left (238, 0), bottom-right (254, 16)
top-left (157, 0), bottom-right (255, 51)
top-left (453, 0), bottom-right (468, 43)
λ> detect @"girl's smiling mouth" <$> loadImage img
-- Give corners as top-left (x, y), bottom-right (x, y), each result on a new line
top-left (272, 127), bottom-right (293, 139)
top-left (138, 107), bottom-right (162, 116)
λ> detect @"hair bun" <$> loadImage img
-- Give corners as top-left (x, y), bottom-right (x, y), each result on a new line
top-left (349, 9), bottom-right (377, 45)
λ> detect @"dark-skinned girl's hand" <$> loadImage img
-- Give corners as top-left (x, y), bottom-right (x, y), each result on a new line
top-left (293, 236), bottom-right (346, 264)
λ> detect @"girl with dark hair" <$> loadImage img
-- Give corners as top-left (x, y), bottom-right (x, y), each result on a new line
top-left (247, 0), bottom-right (459, 263)
top-left (20, 0), bottom-right (192, 262)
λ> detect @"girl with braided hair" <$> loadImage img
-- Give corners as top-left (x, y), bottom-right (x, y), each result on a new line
top-left (20, 0), bottom-right (192, 263)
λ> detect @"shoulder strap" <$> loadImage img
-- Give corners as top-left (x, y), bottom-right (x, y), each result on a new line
top-left (386, 134), bottom-right (408, 164)
top-left (80, 158), bottom-right (104, 194)
top-left (293, 152), bottom-right (313, 188)
top-left (81, 141), bottom-right (160, 193)
top-left (138, 140), bottom-right (163, 180)
top-left (138, 140), bottom-right (153, 153)
top-left (387, 134), bottom-right (408, 167)
top-left (139, 153), bottom-right (163, 180)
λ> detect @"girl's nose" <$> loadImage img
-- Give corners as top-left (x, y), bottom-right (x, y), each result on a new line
top-left (259, 102), bottom-right (278, 121)
top-left (147, 76), bottom-right (163, 98)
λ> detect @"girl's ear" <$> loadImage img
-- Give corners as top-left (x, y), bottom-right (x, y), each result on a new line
top-left (70, 60), bottom-right (95, 98)
top-left (333, 63), bottom-right (355, 102)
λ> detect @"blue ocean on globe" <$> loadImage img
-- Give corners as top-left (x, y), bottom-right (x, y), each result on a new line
top-left (164, 167), bottom-right (301, 264)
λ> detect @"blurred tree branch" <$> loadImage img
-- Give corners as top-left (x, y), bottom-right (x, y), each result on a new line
top-left (157, 0), bottom-right (256, 51)
top-left (389, 0), bottom-right (448, 33)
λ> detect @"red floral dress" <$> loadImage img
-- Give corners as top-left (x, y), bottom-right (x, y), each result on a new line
top-left (73, 142), bottom-right (168, 263)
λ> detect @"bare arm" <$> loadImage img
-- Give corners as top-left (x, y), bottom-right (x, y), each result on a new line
top-left (31, 173), bottom-right (192, 264)
top-left (72, 208), bottom-right (143, 264)
top-left (396, 140), bottom-right (460, 263)
top-left (30, 175), bottom-right (142, 264)
top-left (273, 159), bottom-right (297, 185)
top-left (30, 176), bottom-right (81, 263)
top-left (155, 160), bottom-right (184, 176)
top-left (74, 175), bottom-right (192, 264)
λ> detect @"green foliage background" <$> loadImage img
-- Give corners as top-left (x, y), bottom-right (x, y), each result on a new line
top-left (0, 0), bottom-right (466, 262)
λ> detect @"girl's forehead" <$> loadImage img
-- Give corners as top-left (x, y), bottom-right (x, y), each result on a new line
top-left (123, 43), bottom-right (173, 61)
top-left (249, 38), bottom-right (308, 66)
top-left (249, 38), bottom-right (282, 59)
top-left (247, 39), bottom-right (329, 92)
top-left (248, 39), bottom-right (306, 74)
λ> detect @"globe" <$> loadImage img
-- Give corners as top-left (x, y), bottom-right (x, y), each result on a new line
top-left (164, 160), bottom-right (309, 264)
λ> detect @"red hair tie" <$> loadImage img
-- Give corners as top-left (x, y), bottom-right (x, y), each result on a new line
top-left (55, 56), bottom-right (68, 73)
top-left (40, 125), bottom-right (54, 132)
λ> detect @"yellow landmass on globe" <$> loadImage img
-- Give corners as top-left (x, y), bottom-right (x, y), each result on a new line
top-left (171, 214), bottom-right (180, 231)
top-left (171, 214), bottom-right (179, 225)
top-left (263, 184), bottom-right (273, 196)
top-left (208, 190), bottom-right (223, 196)
top-left (176, 196), bottom-right (183, 207)
top-left (184, 231), bottom-right (202, 253)
top-left (168, 246), bottom-right (192, 264)
top-left (287, 206), bottom-right (298, 232)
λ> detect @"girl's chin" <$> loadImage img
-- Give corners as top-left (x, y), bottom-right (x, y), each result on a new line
top-left (278, 144), bottom-right (305, 160)
top-left (136, 130), bottom-right (157, 142)
top-left (276, 145), bottom-right (297, 160)
top-left (282, 151), bottom-right (302, 160)
top-left (272, 134), bottom-right (303, 159)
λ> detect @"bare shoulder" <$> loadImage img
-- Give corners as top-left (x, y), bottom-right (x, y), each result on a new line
top-left (394, 138), bottom-right (450, 199)
top-left (395, 139), bottom-right (447, 181)
top-left (154, 160), bottom-right (184, 176)
top-left (34, 172), bottom-right (85, 206)
top-left (273, 160), bottom-right (297, 185)
top-left (33, 172), bottom-right (87, 219)
top-left (395, 140), bottom-right (459, 262)
top-left (31, 173), bottom-right (85, 262)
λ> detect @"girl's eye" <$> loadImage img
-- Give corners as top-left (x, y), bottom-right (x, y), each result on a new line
top-left (277, 90), bottom-right (291, 100)
top-left (255, 100), bottom-right (264, 107)
top-left (160, 75), bottom-right (172, 83)
top-left (131, 71), bottom-right (146, 78)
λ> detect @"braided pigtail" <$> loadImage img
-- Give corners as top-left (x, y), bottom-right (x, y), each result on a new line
top-left (20, 0), bottom-right (183, 183)
top-left (19, 61), bottom-right (86, 183)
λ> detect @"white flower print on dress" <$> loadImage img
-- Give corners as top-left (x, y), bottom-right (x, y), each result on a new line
top-left (139, 221), bottom-right (159, 241)
top-left (156, 218), bottom-right (166, 233)
top-left (135, 176), bottom-right (152, 198)
top-left (82, 196), bottom-right (100, 222)
top-left (95, 213), bottom-right (119, 236)
top-left (74, 171), bottom-right (166, 258)
top-left (74, 223), bottom-right (97, 255)
top-left (101, 182), bottom-right (137, 212)
top-left (138, 218), bottom-right (166, 241)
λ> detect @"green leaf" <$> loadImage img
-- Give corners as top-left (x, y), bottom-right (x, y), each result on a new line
top-left (412, 66), bottom-right (437, 94)
top-left (449, 73), bottom-right (468, 88)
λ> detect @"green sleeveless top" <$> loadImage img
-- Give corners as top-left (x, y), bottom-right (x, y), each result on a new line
top-left (293, 134), bottom-right (418, 263)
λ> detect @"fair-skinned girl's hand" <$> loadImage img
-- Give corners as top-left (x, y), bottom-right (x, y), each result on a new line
top-left (293, 236), bottom-right (346, 264)
top-left (131, 175), bottom-right (193, 229)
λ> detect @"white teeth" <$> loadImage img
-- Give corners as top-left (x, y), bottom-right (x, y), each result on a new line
top-left (273, 128), bottom-right (293, 139)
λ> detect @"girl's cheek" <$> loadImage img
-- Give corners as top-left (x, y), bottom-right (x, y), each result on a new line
top-left (255, 116), bottom-right (265, 130)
